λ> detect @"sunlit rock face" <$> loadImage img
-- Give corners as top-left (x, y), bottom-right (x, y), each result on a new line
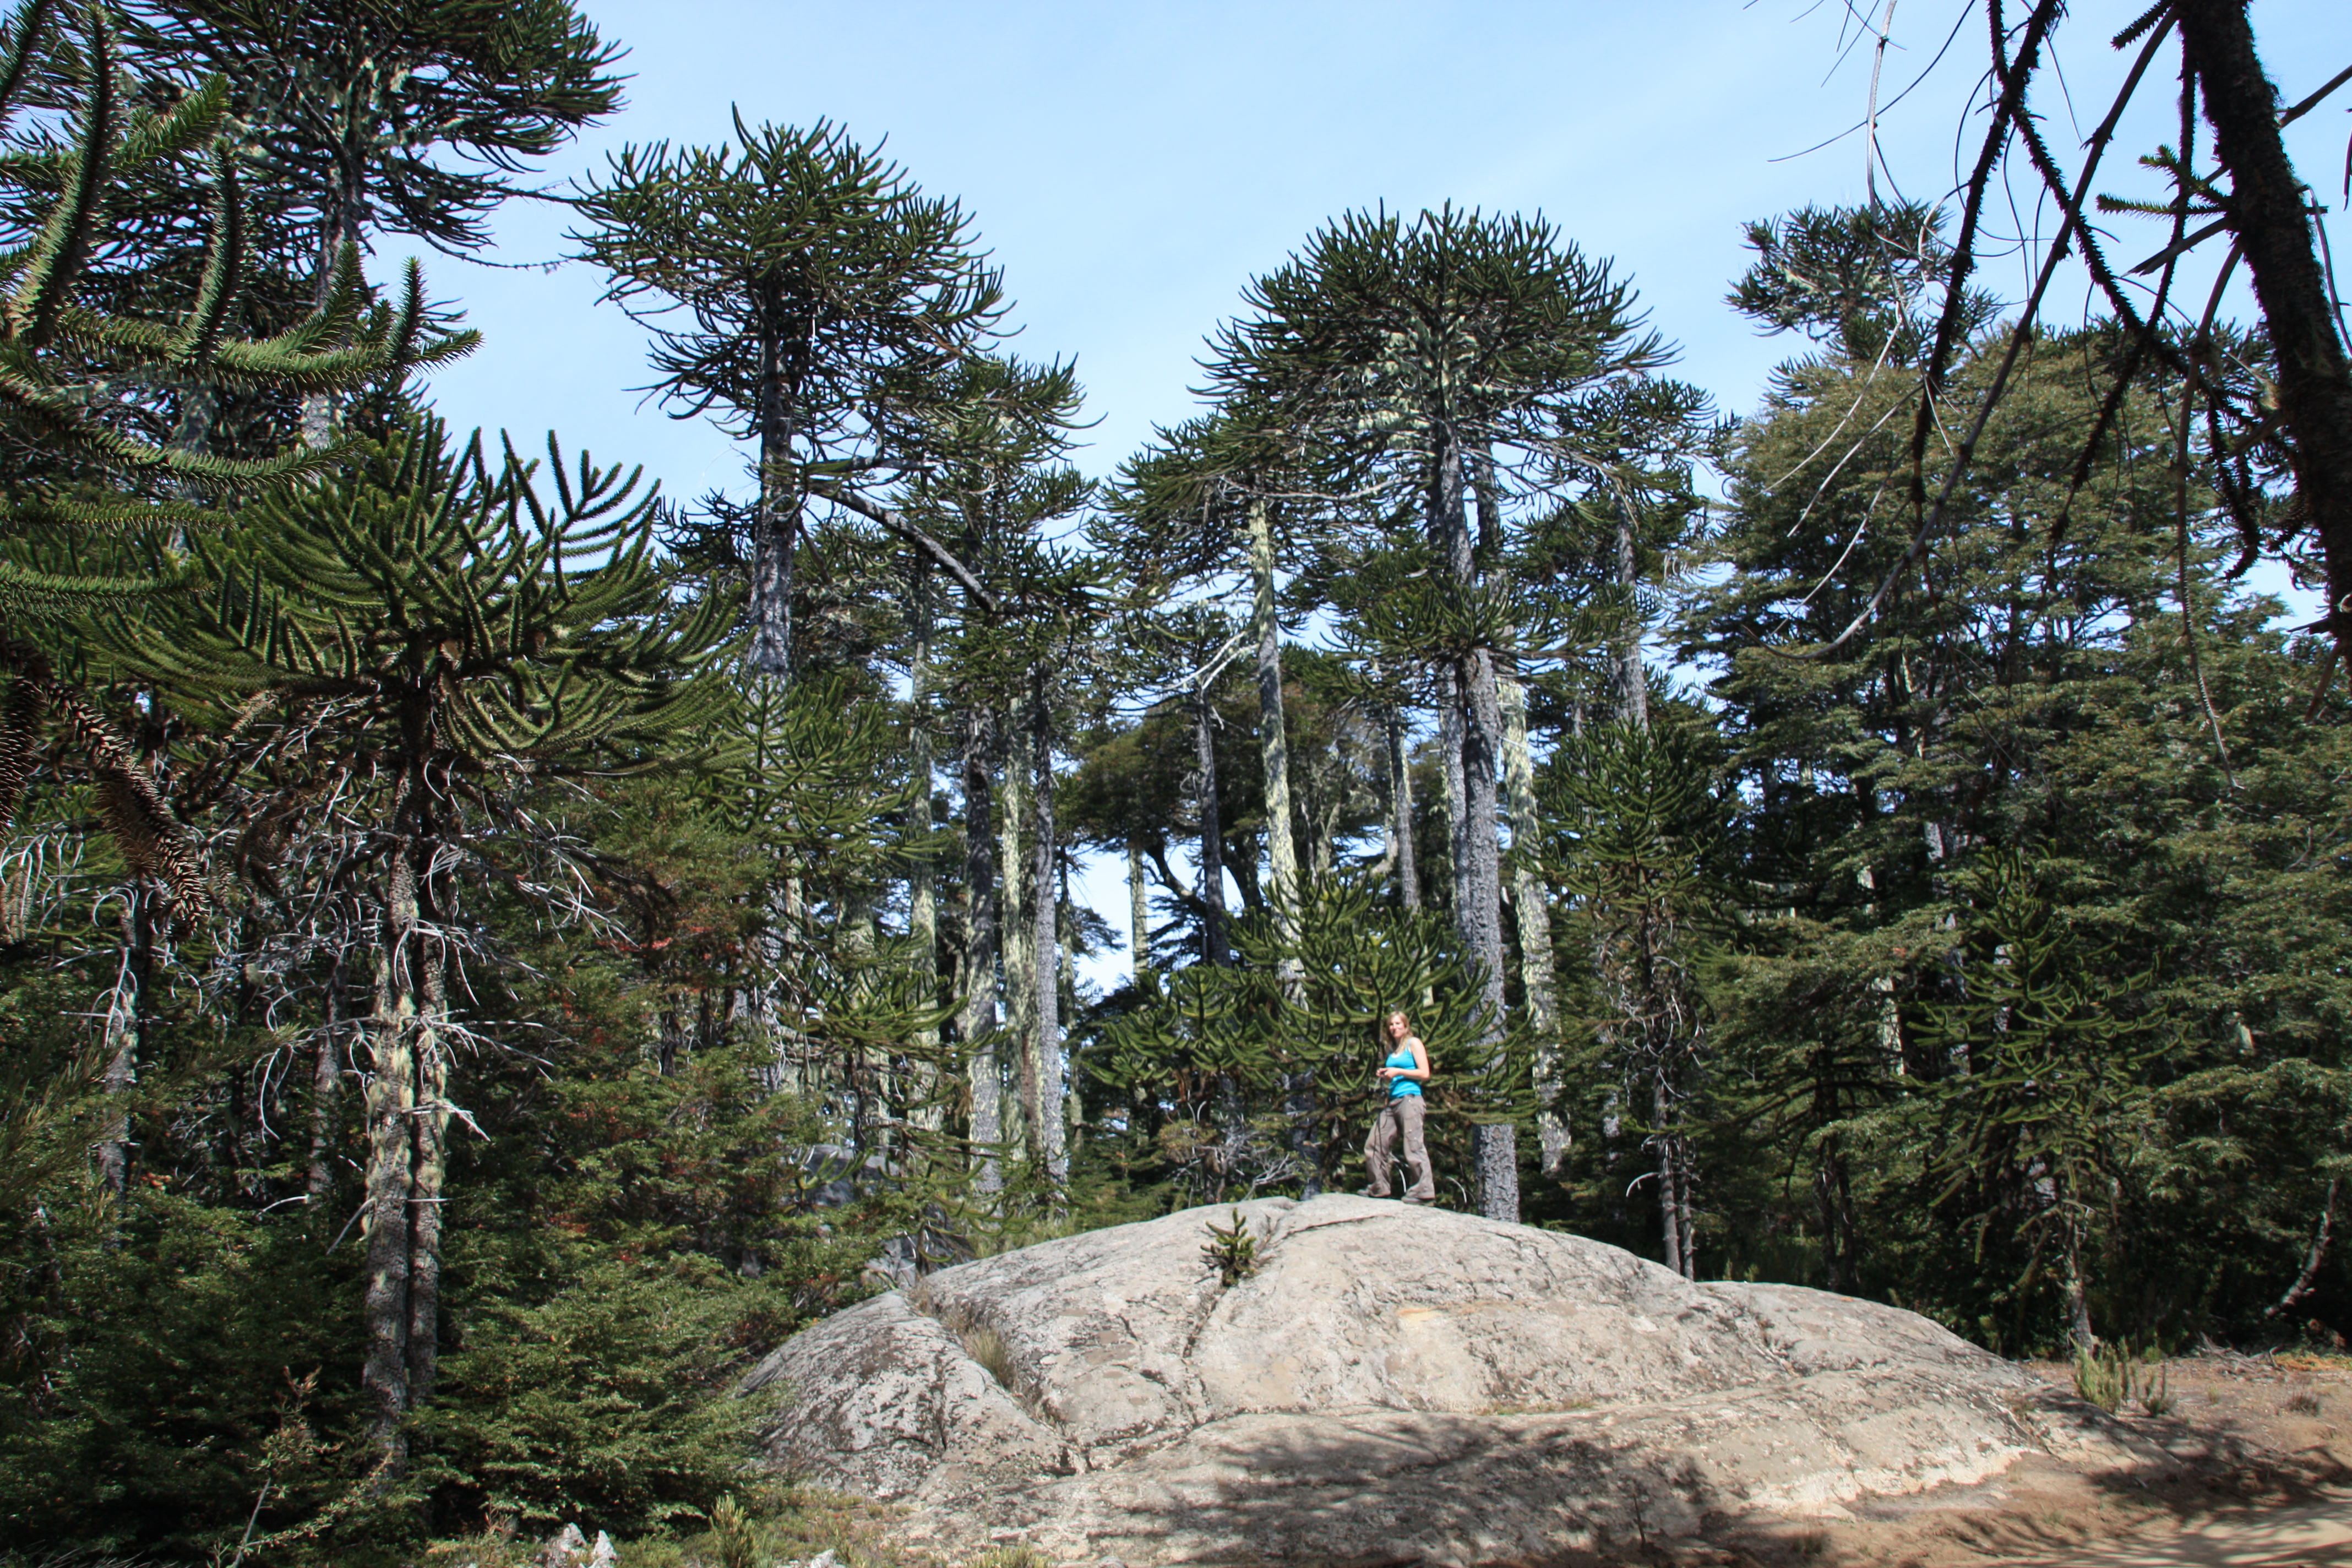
top-left (743, 1195), bottom-right (2138, 1565)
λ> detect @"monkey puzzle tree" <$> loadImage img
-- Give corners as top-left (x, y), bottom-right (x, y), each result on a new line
top-left (1109, 409), bottom-right (1331, 973)
top-left (107, 415), bottom-right (732, 1473)
top-left (119, 0), bottom-right (623, 442)
top-left (1205, 204), bottom-right (1686, 1217)
top-left (889, 354), bottom-right (1093, 1191)
top-left (570, 113), bottom-right (1004, 678)
top-left (0, 0), bottom-right (464, 918)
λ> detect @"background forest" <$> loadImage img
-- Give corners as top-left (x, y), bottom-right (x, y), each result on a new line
top-left (0, 0), bottom-right (2345, 1562)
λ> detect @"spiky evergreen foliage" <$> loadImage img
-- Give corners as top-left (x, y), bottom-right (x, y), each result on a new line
top-left (119, 0), bottom-right (625, 274)
top-left (0, 4), bottom-right (462, 594)
top-left (1544, 718), bottom-right (1727, 1276)
top-left (105, 413), bottom-right (732, 1474)
top-left (571, 114), bottom-right (1004, 676)
top-left (113, 416), bottom-right (728, 755)
top-left (0, 0), bottom-right (470, 928)
top-left (1912, 848), bottom-right (2157, 1352)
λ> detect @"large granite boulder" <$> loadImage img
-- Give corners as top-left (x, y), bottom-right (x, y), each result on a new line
top-left (743, 1195), bottom-right (2139, 1564)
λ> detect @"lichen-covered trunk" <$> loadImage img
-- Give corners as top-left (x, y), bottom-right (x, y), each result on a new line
top-left (1654, 1074), bottom-right (1684, 1279)
top-left (361, 788), bottom-right (423, 1472)
top-left (1501, 678), bottom-right (1565, 1178)
top-left (1614, 502), bottom-right (1649, 729)
top-left (406, 957), bottom-right (451, 1410)
top-left (1429, 437), bottom-right (1512, 1220)
top-left (747, 307), bottom-right (810, 678)
top-left (1026, 682), bottom-right (1066, 1185)
top-left (1192, 688), bottom-right (1229, 967)
top-left (907, 565), bottom-right (943, 1138)
top-left (999, 695), bottom-right (1035, 1171)
top-left (1385, 707), bottom-right (1419, 909)
top-left (960, 706), bottom-right (1003, 1194)
top-left (1247, 500), bottom-right (1300, 974)
top-left (94, 881), bottom-right (154, 1196)
top-left (1127, 838), bottom-right (1152, 981)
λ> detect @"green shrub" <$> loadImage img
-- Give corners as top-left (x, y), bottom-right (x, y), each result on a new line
top-left (413, 1251), bottom-right (760, 1534)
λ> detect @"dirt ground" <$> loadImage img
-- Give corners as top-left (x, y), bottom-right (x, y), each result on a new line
top-left (1528, 1350), bottom-right (2352, 1568)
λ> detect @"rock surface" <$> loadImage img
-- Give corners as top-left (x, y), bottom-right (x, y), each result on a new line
top-left (744, 1195), bottom-right (2146, 1564)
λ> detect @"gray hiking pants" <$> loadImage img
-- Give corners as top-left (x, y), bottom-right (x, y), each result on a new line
top-left (1365, 1094), bottom-right (1435, 1201)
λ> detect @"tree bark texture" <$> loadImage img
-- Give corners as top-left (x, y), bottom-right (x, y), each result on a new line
top-left (2177, 1), bottom-right (2352, 655)
top-left (907, 564), bottom-right (943, 1136)
top-left (1501, 678), bottom-right (1565, 1178)
top-left (1474, 1123), bottom-right (1518, 1226)
top-left (1654, 1075), bottom-right (1684, 1278)
top-left (306, 954), bottom-right (347, 1200)
top-left (1458, 649), bottom-right (1507, 1027)
top-left (959, 706), bottom-right (1003, 1193)
top-left (1615, 500), bottom-right (1650, 729)
top-left (1127, 837), bottom-right (1152, 980)
top-left (1191, 687), bottom-right (1229, 966)
top-left (361, 785), bottom-right (434, 1472)
top-left (1429, 434), bottom-right (1512, 1220)
top-left (1026, 681), bottom-right (1066, 1184)
top-left (1386, 707), bottom-right (1419, 909)
top-left (746, 301), bottom-right (811, 677)
top-left (95, 881), bottom-right (154, 1196)
top-left (1247, 500), bottom-right (1301, 974)
top-left (999, 698), bottom-right (1034, 1170)
top-left (1439, 665), bottom-right (1466, 919)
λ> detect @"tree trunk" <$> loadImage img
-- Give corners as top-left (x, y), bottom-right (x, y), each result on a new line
top-left (1815, 1129), bottom-right (1854, 1294)
top-left (1027, 680), bottom-right (1066, 1185)
top-left (1458, 651), bottom-right (1507, 1025)
top-left (1428, 435), bottom-right (1513, 1221)
top-left (1654, 1075), bottom-right (1684, 1278)
top-left (2061, 1195), bottom-right (2096, 1351)
top-left (907, 564), bottom-right (943, 1137)
top-left (94, 881), bottom-right (154, 1196)
top-left (1192, 687), bottom-right (1229, 966)
top-left (1614, 502), bottom-right (1650, 729)
top-left (999, 694), bottom-right (1034, 1172)
top-left (746, 307), bottom-right (809, 677)
top-left (406, 951), bottom-right (450, 1410)
top-left (1247, 500), bottom-right (1302, 976)
top-left (1439, 666), bottom-right (1466, 916)
top-left (2176, 1), bottom-right (2352, 659)
top-left (1386, 707), bottom-right (1419, 909)
top-left (959, 706), bottom-right (1002, 1193)
top-left (306, 953), bottom-right (347, 1200)
top-left (1501, 678), bottom-right (1565, 1178)
top-left (1127, 837), bottom-right (1152, 981)
top-left (361, 820), bottom-right (421, 1472)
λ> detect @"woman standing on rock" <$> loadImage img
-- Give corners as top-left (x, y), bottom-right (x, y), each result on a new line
top-left (1365, 1010), bottom-right (1435, 1203)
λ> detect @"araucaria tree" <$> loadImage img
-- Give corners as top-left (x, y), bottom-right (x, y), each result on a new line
top-left (110, 417), bottom-right (731, 1472)
top-left (121, 0), bottom-right (624, 440)
top-left (0, 0), bottom-right (465, 908)
top-left (1205, 205), bottom-right (1690, 1217)
top-left (570, 114), bottom-right (1004, 677)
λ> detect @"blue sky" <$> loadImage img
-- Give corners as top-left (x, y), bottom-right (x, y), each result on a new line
top-left (424, 1), bottom-right (2344, 501)
top-left (410, 1), bottom-right (2345, 986)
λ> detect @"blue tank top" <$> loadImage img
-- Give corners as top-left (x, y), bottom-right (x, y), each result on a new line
top-left (1385, 1045), bottom-right (1422, 1098)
